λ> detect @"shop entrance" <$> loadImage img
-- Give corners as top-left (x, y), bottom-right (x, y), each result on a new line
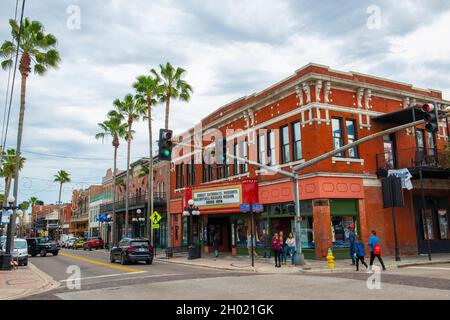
top-left (207, 217), bottom-right (231, 252)
top-left (270, 218), bottom-right (294, 240)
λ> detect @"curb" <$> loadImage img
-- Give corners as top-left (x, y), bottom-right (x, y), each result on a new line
top-left (396, 260), bottom-right (450, 269)
top-left (4, 263), bottom-right (61, 300)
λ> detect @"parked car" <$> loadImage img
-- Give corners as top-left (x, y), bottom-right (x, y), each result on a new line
top-left (65, 237), bottom-right (77, 249)
top-left (110, 238), bottom-right (153, 265)
top-left (26, 237), bottom-right (59, 257)
top-left (1, 238), bottom-right (28, 266)
top-left (60, 234), bottom-right (75, 248)
top-left (73, 238), bottom-right (86, 250)
top-left (83, 237), bottom-right (104, 251)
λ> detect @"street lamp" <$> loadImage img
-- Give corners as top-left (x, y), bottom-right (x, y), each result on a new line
top-left (183, 199), bottom-right (201, 260)
top-left (132, 209), bottom-right (145, 238)
top-left (0, 196), bottom-right (20, 270)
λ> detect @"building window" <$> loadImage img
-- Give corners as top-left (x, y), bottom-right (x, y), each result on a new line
top-left (202, 158), bottom-right (207, 182)
top-left (346, 120), bottom-right (358, 158)
top-left (332, 118), bottom-right (344, 157)
top-left (240, 140), bottom-right (248, 173)
top-left (421, 209), bottom-right (434, 240)
top-left (233, 142), bottom-right (239, 176)
top-left (186, 163), bottom-right (191, 186)
top-left (427, 132), bottom-right (436, 157)
top-left (208, 164), bottom-right (214, 181)
top-left (258, 133), bottom-right (266, 165)
top-left (292, 121), bottom-right (302, 161)
top-left (191, 157), bottom-right (196, 185)
top-left (280, 125), bottom-right (290, 164)
top-left (438, 209), bottom-right (449, 240)
top-left (268, 131), bottom-right (276, 166)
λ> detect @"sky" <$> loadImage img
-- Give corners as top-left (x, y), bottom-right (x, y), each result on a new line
top-left (0, 0), bottom-right (450, 206)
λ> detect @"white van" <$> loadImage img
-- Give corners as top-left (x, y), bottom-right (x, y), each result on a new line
top-left (1, 238), bottom-right (28, 266)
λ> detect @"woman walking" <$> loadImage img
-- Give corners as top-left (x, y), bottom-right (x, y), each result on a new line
top-left (354, 235), bottom-right (368, 271)
top-left (272, 233), bottom-right (281, 268)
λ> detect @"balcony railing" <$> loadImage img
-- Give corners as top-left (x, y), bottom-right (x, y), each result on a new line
top-left (99, 192), bottom-right (166, 214)
top-left (376, 148), bottom-right (449, 175)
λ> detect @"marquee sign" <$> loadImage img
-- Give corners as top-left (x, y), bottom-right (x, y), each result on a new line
top-left (193, 186), bottom-right (241, 208)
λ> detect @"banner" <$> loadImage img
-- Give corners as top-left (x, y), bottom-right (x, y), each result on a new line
top-left (388, 169), bottom-right (413, 190)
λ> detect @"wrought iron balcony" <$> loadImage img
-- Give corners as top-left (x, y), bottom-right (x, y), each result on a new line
top-left (376, 148), bottom-right (450, 178)
top-left (99, 192), bottom-right (166, 214)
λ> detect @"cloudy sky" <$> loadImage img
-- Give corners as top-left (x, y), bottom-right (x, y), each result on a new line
top-left (1, 0), bottom-right (449, 205)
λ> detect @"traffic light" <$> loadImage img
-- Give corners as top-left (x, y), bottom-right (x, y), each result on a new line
top-left (158, 129), bottom-right (173, 161)
top-left (421, 103), bottom-right (439, 133)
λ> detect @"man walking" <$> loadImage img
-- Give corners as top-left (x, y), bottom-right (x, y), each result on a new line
top-left (368, 230), bottom-right (386, 271)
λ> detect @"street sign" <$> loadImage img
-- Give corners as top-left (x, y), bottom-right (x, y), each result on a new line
top-left (152, 223), bottom-right (160, 229)
top-left (0, 210), bottom-right (11, 225)
top-left (150, 211), bottom-right (162, 224)
top-left (252, 204), bottom-right (264, 213)
top-left (240, 204), bottom-right (251, 213)
top-left (240, 204), bottom-right (264, 213)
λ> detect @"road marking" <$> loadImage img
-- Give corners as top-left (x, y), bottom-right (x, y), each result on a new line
top-left (60, 271), bottom-right (147, 282)
top-left (60, 252), bottom-right (142, 273)
top-left (408, 266), bottom-right (450, 271)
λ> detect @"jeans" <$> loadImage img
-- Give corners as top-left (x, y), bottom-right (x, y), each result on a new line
top-left (281, 246), bottom-right (288, 263)
top-left (214, 249), bottom-right (219, 258)
top-left (288, 246), bottom-right (296, 265)
top-left (263, 247), bottom-right (271, 258)
top-left (370, 252), bottom-right (386, 270)
top-left (274, 250), bottom-right (281, 266)
top-left (350, 244), bottom-right (356, 264)
top-left (355, 256), bottom-right (368, 271)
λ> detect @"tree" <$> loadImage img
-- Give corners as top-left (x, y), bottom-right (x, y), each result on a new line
top-left (0, 149), bottom-right (25, 208)
top-left (1, 18), bottom-right (60, 243)
top-left (53, 170), bottom-right (71, 205)
top-left (29, 196), bottom-right (39, 207)
top-left (96, 113), bottom-right (128, 244)
top-left (133, 73), bottom-right (161, 243)
top-left (109, 94), bottom-right (146, 238)
top-left (152, 62), bottom-right (193, 248)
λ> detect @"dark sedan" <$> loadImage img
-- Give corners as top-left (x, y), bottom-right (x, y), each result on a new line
top-left (110, 238), bottom-right (153, 265)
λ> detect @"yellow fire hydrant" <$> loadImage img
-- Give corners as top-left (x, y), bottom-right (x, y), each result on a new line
top-left (326, 248), bottom-right (335, 269)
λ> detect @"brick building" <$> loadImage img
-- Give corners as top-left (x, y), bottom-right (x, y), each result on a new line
top-left (70, 185), bottom-right (102, 237)
top-left (169, 63), bottom-right (450, 259)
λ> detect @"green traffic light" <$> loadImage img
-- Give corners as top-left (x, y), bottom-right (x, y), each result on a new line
top-left (164, 149), bottom-right (171, 157)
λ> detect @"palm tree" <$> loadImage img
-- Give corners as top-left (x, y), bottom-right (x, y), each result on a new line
top-left (0, 149), bottom-right (25, 208)
top-left (0, 18), bottom-right (60, 235)
top-left (152, 63), bottom-right (193, 248)
top-left (29, 196), bottom-right (39, 207)
top-left (54, 170), bottom-right (71, 205)
top-left (96, 114), bottom-right (128, 244)
top-left (133, 74), bottom-right (161, 243)
top-left (110, 94), bottom-right (146, 238)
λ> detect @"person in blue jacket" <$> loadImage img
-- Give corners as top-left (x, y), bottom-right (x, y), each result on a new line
top-left (353, 235), bottom-right (368, 271)
top-left (347, 226), bottom-right (356, 265)
top-left (368, 230), bottom-right (386, 271)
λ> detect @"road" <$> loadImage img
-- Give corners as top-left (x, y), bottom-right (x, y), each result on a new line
top-left (25, 249), bottom-right (450, 300)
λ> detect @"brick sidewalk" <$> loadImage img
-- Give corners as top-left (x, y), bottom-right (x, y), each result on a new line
top-left (0, 262), bottom-right (60, 300)
top-left (156, 252), bottom-right (450, 274)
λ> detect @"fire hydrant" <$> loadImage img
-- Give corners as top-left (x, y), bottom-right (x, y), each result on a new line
top-left (326, 248), bottom-right (335, 269)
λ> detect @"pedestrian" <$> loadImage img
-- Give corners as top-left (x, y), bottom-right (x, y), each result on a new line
top-left (354, 235), bottom-right (368, 271)
top-left (212, 231), bottom-right (220, 259)
top-left (272, 233), bottom-right (281, 268)
top-left (286, 232), bottom-right (296, 265)
top-left (279, 231), bottom-right (287, 264)
top-left (348, 226), bottom-right (356, 265)
top-left (368, 230), bottom-right (386, 271)
top-left (260, 229), bottom-right (270, 258)
top-left (247, 232), bottom-right (257, 257)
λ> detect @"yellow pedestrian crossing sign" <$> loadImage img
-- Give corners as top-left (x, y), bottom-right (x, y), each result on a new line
top-left (150, 211), bottom-right (162, 224)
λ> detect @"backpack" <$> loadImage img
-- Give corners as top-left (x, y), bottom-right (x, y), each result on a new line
top-left (374, 243), bottom-right (382, 255)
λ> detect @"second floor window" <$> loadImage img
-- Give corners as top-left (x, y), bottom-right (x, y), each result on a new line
top-left (233, 143), bottom-right (239, 176)
top-left (281, 126), bottom-right (290, 164)
top-left (332, 118), bottom-right (344, 157)
top-left (346, 120), bottom-right (358, 158)
top-left (258, 134), bottom-right (266, 165)
top-left (268, 131), bottom-right (276, 166)
top-left (292, 122), bottom-right (302, 161)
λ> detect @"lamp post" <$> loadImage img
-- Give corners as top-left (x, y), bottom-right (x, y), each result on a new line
top-left (133, 209), bottom-right (145, 238)
top-left (183, 199), bottom-right (201, 260)
top-left (0, 196), bottom-right (21, 270)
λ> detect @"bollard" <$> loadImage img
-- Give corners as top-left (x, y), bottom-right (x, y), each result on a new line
top-left (326, 248), bottom-right (335, 269)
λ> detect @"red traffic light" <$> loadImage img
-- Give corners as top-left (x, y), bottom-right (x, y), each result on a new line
top-left (422, 103), bottom-right (435, 113)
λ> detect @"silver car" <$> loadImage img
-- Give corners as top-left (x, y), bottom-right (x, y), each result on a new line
top-left (1, 238), bottom-right (28, 266)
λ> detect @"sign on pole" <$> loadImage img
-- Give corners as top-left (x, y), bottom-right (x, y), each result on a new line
top-left (150, 211), bottom-right (162, 224)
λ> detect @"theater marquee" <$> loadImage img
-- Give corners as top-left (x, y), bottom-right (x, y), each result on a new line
top-left (193, 186), bottom-right (242, 208)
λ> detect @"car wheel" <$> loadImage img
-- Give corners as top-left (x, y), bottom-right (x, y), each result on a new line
top-left (53, 251), bottom-right (59, 256)
top-left (120, 254), bottom-right (127, 265)
top-left (146, 259), bottom-right (152, 265)
top-left (23, 260), bottom-right (28, 266)
top-left (40, 249), bottom-right (47, 257)
top-left (89, 247), bottom-right (92, 251)
top-left (110, 254), bottom-right (115, 263)
top-left (31, 253), bottom-right (37, 257)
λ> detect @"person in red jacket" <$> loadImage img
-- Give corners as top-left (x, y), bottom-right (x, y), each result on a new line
top-left (272, 233), bottom-right (281, 268)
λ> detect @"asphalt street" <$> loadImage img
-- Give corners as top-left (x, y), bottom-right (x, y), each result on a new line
top-left (25, 249), bottom-right (450, 300)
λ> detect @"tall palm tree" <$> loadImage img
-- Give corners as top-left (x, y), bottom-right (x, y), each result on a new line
top-left (29, 196), bottom-right (39, 207)
top-left (96, 114), bottom-right (128, 244)
top-left (54, 170), bottom-right (71, 205)
top-left (0, 149), bottom-right (25, 208)
top-left (133, 74), bottom-right (161, 243)
top-left (152, 63), bottom-right (193, 248)
top-left (0, 18), bottom-right (60, 241)
top-left (110, 94), bottom-right (146, 238)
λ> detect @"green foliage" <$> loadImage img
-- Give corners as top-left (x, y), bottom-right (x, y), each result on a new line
top-left (152, 62), bottom-right (193, 103)
top-left (54, 170), bottom-right (71, 184)
top-left (0, 149), bottom-right (26, 178)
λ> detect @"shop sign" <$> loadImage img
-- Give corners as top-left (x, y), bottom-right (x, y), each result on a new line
top-left (193, 187), bottom-right (241, 207)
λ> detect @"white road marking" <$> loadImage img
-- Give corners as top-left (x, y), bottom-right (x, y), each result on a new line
top-left (407, 266), bottom-right (450, 271)
top-left (60, 271), bottom-right (147, 282)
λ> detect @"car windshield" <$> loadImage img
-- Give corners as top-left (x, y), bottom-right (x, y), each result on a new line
top-left (14, 241), bottom-right (27, 249)
top-left (131, 241), bottom-right (149, 247)
top-left (37, 238), bottom-right (50, 244)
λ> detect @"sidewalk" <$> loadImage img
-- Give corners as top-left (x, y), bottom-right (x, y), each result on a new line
top-left (155, 252), bottom-right (450, 274)
top-left (0, 262), bottom-right (60, 300)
